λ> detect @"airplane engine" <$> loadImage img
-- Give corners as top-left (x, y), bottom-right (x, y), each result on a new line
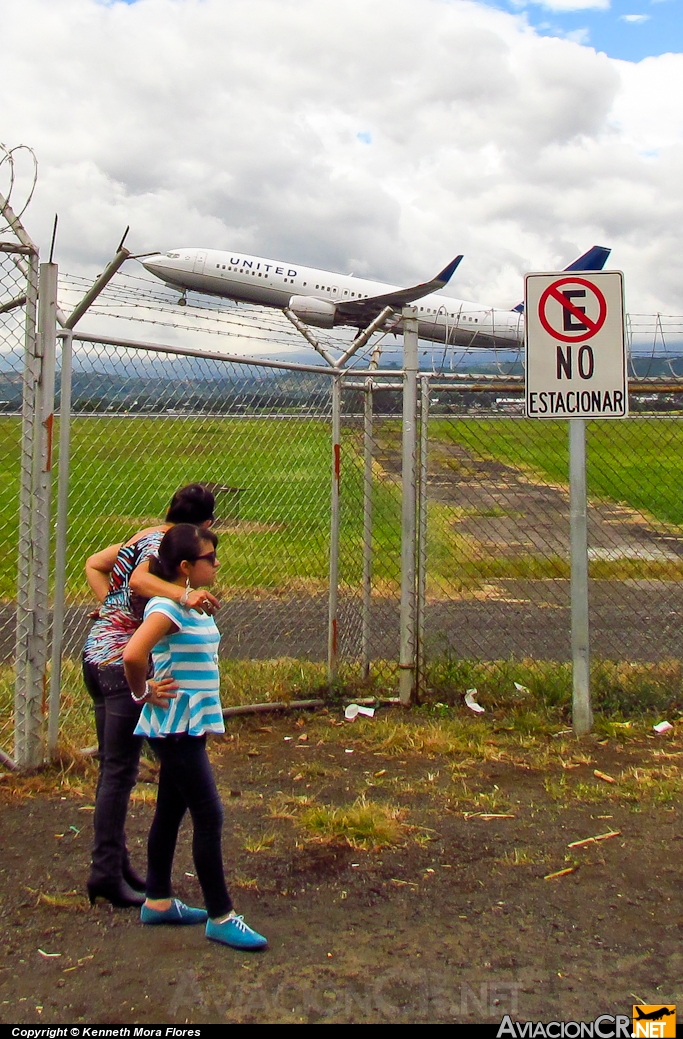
top-left (288, 295), bottom-right (336, 328)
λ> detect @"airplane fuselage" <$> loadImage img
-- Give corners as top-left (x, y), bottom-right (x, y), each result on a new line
top-left (142, 248), bottom-right (524, 349)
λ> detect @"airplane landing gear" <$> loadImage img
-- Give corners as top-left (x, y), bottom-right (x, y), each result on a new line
top-left (177, 291), bottom-right (187, 307)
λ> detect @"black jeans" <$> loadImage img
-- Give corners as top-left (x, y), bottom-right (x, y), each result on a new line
top-left (146, 734), bottom-right (232, 919)
top-left (82, 658), bottom-right (143, 885)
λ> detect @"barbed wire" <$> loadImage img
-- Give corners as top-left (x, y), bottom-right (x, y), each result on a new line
top-left (0, 143), bottom-right (38, 235)
top-left (55, 267), bottom-right (683, 376)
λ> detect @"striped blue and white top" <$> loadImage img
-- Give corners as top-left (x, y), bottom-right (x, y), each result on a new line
top-left (133, 597), bottom-right (225, 738)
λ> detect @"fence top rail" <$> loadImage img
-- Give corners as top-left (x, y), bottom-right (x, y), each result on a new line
top-left (0, 241), bottom-right (34, 254)
top-left (60, 329), bottom-right (410, 378)
top-left (61, 329), bottom-right (340, 376)
top-left (54, 330), bottom-right (683, 390)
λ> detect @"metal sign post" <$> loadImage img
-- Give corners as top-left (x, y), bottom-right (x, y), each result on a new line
top-left (525, 271), bottom-right (627, 736)
top-left (399, 308), bottom-right (419, 705)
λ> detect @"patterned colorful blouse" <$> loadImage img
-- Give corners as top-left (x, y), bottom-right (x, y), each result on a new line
top-left (83, 529), bottom-right (165, 666)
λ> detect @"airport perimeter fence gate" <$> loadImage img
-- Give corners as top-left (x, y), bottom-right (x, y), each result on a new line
top-left (48, 333), bottom-right (348, 753)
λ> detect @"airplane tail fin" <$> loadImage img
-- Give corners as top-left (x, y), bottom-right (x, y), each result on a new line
top-left (563, 245), bottom-right (611, 272)
top-left (512, 245), bottom-right (612, 313)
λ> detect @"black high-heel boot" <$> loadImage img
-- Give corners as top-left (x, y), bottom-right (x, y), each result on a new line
top-left (122, 863), bottom-right (146, 893)
top-left (87, 879), bottom-right (145, 908)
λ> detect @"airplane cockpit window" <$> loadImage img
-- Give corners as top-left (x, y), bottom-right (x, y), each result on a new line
top-left (167, 253), bottom-right (180, 258)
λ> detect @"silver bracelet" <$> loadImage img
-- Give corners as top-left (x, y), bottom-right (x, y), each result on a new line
top-left (132, 681), bottom-right (152, 704)
top-left (180, 588), bottom-right (191, 606)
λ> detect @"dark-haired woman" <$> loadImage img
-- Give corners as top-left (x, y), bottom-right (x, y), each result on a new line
top-left (83, 484), bottom-right (220, 908)
top-left (123, 524), bottom-right (267, 951)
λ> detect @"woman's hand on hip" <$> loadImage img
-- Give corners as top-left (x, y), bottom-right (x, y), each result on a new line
top-left (147, 677), bottom-right (178, 709)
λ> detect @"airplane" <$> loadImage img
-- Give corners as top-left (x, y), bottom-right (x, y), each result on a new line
top-left (634, 1008), bottom-right (675, 1021)
top-left (140, 244), bottom-right (611, 351)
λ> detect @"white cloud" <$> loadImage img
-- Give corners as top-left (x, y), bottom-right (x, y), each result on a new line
top-left (565, 27), bottom-right (592, 44)
top-left (621, 13), bottom-right (650, 21)
top-left (0, 0), bottom-right (682, 318)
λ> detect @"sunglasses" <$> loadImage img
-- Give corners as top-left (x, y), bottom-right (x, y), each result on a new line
top-left (195, 550), bottom-right (218, 566)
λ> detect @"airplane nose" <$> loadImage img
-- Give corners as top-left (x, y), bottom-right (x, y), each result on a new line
top-left (141, 254), bottom-right (167, 276)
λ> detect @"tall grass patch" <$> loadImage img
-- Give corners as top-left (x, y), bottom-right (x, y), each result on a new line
top-left (424, 654), bottom-right (683, 719)
top-left (300, 796), bottom-right (405, 849)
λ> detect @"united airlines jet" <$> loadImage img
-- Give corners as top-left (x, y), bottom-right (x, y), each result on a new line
top-left (141, 245), bottom-right (610, 350)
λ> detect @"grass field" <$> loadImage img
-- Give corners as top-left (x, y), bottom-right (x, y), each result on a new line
top-left (432, 416), bottom-right (683, 527)
top-left (0, 413), bottom-right (682, 603)
top-left (0, 416), bottom-right (406, 601)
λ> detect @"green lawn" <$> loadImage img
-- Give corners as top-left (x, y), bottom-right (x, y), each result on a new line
top-left (0, 414), bottom-right (682, 604)
top-left (0, 416), bottom-right (404, 601)
top-left (430, 417), bottom-right (683, 527)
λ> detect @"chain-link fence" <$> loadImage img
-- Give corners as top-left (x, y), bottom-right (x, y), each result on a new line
top-left (0, 247), bottom-right (31, 759)
top-left (5, 239), bottom-right (683, 761)
top-left (50, 356), bottom-right (683, 748)
top-left (416, 388), bottom-right (683, 701)
top-left (52, 336), bottom-right (341, 744)
top-left (336, 385), bottom-right (403, 686)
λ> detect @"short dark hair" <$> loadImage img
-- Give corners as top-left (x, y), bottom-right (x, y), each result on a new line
top-left (165, 483), bottom-right (215, 525)
top-left (149, 524), bottom-right (218, 582)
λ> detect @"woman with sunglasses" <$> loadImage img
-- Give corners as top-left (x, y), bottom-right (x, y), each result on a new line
top-left (123, 524), bottom-right (267, 951)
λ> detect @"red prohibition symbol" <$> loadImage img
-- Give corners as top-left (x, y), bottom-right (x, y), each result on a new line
top-left (538, 276), bottom-right (607, 344)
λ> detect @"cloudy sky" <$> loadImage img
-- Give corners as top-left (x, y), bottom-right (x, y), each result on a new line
top-left (2, 0), bottom-right (683, 318)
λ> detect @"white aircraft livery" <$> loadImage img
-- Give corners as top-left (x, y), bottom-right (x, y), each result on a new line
top-left (141, 245), bottom-right (611, 350)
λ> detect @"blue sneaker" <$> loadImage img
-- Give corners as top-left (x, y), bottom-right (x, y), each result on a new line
top-left (140, 898), bottom-right (208, 925)
top-left (205, 913), bottom-right (268, 950)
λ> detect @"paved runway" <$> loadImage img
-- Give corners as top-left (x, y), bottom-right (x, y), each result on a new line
top-left (1, 580), bottom-right (680, 666)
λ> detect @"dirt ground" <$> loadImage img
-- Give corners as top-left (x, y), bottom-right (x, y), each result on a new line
top-left (1, 707), bottom-right (682, 1025)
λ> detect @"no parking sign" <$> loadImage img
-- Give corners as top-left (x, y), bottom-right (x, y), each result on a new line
top-left (525, 271), bottom-right (627, 419)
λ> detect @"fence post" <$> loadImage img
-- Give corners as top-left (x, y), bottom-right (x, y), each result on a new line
top-left (570, 418), bottom-right (592, 735)
top-left (48, 330), bottom-right (73, 755)
top-left (31, 263), bottom-right (57, 760)
top-left (416, 375), bottom-right (430, 695)
top-left (328, 373), bottom-right (341, 685)
top-left (15, 261), bottom-right (56, 766)
top-left (361, 380), bottom-right (374, 679)
top-left (14, 249), bottom-right (40, 766)
top-left (399, 308), bottom-right (419, 705)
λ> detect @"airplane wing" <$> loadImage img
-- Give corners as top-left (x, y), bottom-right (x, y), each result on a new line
top-left (335, 255), bottom-right (463, 322)
top-left (512, 245), bottom-right (611, 313)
